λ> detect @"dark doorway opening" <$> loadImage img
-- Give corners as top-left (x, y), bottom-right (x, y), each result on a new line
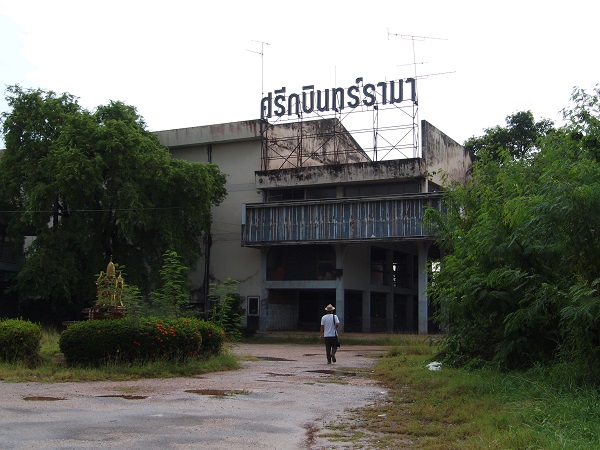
top-left (297, 290), bottom-right (335, 331)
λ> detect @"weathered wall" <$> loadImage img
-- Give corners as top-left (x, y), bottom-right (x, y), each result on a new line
top-left (157, 120), bottom-right (262, 148)
top-left (256, 158), bottom-right (423, 189)
top-left (264, 118), bottom-right (370, 170)
top-left (421, 120), bottom-right (474, 186)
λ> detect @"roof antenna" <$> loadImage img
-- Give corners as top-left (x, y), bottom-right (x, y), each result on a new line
top-left (246, 40), bottom-right (270, 98)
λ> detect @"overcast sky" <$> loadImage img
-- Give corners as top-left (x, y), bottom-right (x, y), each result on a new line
top-left (1, 0), bottom-right (598, 151)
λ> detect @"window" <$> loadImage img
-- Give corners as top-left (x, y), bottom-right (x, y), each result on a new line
top-left (267, 245), bottom-right (335, 281)
top-left (247, 296), bottom-right (260, 316)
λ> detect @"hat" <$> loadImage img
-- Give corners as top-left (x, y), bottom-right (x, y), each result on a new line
top-left (325, 304), bottom-right (335, 311)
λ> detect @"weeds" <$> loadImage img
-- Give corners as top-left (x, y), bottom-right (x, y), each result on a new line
top-left (321, 335), bottom-right (600, 449)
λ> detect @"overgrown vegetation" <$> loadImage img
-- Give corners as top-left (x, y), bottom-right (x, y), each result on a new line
top-left (426, 85), bottom-right (600, 378)
top-left (207, 278), bottom-right (245, 341)
top-left (321, 336), bottom-right (600, 449)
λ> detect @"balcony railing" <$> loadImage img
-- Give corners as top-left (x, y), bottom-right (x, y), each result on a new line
top-left (242, 193), bottom-right (442, 246)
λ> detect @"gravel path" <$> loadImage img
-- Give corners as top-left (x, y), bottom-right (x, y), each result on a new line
top-left (0, 343), bottom-right (388, 449)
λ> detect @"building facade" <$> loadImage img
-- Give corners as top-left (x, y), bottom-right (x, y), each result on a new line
top-left (156, 118), bottom-right (473, 334)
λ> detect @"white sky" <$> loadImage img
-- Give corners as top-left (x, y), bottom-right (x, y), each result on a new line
top-left (1, 0), bottom-right (598, 150)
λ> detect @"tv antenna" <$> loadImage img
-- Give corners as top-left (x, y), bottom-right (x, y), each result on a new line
top-left (246, 40), bottom-right (270, 98)
top-left (387, 31), bottom-right (448, 79)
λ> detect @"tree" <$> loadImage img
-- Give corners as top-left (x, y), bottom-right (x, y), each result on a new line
top-left (465, 110), bottom-right (554, 160)
top-left (0, 86), bottom-right (227, 322)
top-left (207, 278), bottom-right (244, 341)
top-left (427, 88), bottom-right (600, 375)
top-left (151, 249), bottom-right (192, 318)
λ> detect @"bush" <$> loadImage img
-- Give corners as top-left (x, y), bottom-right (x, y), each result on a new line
top-left (195, 321), bottom-right (225, 356)
top-left (59, 317), bottom-right (221, 366)
top-left (0, 318), bottom-right (43, 363)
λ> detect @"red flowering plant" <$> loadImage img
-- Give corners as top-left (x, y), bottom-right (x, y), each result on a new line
top-left (59, 317), bottom-right (208, 365)
top-left (193, 321), bottom-right (225, 356)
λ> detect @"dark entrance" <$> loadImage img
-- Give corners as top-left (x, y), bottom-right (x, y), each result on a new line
top-left (297, 290), bottom-right (335, 331)
top-left (344, 290), bottom-right (363, 332)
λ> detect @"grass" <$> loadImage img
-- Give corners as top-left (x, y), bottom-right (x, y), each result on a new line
top-left (4, 330), bottom-right (600, 449)
top-left (316, 335), bottom-right (600, 449)
top-left (0, 327), bottom-right (239, 382)
top-left (241, 330), bottom-right (426, 347)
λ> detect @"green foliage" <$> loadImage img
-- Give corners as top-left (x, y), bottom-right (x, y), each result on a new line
top-left (344, 340), bottom-right (600, 449)
top-left (429, 86), bottom-right (600, 374)
top-left (207, 278), bottom-right (244, 341)
top-left (464, 110), bottom-right (554, 160)
top-left (150, 249), bottom-right (192, 318)
top-left (0, 86), bottom-right (227, 323)
top-left (194, 321), bottom-right (226, 356)
top-left (58, 317), bottom-right (223, 366)
top-left (0, 318), bottom-right (43, 362)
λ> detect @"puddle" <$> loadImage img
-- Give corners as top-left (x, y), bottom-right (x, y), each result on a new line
top-left (255, 356), bottom-right (295, 361)
top-left (96, 394), bottom-right (148, 400)
top-left (23, 396), bottom-right (66, 401)
top-left (185, 389), bottom-right (248, 397)
top-left (265, 372), bottom-right (295, 377)
top-left (306, 369), bottom-right (357, 376)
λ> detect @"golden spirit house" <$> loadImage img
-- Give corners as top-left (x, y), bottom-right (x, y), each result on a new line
top-left (155, 77), bottom-right (474, 334)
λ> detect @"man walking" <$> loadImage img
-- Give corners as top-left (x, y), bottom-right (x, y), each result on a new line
top-left (320, 304), bottom-right (340, 364)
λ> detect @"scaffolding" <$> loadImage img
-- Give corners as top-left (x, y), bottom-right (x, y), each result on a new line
top-left (260, 79), bottom-right (420, 171)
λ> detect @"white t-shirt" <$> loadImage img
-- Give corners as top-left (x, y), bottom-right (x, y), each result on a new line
top-left (321, 313), bottom-right (339, 337)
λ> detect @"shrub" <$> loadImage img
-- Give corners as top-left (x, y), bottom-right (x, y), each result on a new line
top-left (207, 279), bottom-right (244, 341)
top-left (194, 321), bottom-right (225, 356)
top-left (59, 317), bottom-right (220, 366)
top-left (0, 318), bottom-right (43, 363)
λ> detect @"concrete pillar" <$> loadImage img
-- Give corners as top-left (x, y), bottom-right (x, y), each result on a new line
top-left (417, 242), bottom-right (431, 334)
top-left (335, 244), bottom-right (345, 332)
top-left (260, 248), bottom-right (269, 332)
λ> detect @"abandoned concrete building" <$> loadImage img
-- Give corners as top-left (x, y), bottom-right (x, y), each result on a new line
top-left (156, 117), bottom-right (474, 334)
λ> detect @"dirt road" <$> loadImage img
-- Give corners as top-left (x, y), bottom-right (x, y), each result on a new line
top-left (0, 343), bottom-right (388, 449)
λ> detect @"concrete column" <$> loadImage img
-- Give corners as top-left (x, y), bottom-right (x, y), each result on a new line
top-left (335, 244), bottom-right (345, 332)
top-left (417, 242), bottom-right (431, 334)
top-left (260, 248), bottom-right (269, 332)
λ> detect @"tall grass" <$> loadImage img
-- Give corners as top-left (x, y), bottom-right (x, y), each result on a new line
top-left (322, 335), bottom-right (600, 449)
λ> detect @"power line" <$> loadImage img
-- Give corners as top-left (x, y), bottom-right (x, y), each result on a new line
top-left (0, 206), bottom-right (191, 214)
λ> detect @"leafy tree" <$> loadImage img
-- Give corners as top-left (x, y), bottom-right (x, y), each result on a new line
top-left (465, 110), bottom-right (554, 160)
top-left (151, 249), bottom-right (191, 318)
top-left (0, 86), bottom-right (227, 323)
top-left (427, 88), bottom-right (600, 375)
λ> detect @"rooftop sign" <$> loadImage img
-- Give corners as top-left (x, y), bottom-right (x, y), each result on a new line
top-left (260, 77), bottom-right (416, 119)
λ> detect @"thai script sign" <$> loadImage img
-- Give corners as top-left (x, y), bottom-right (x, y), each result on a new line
top-left (260, 77), bottom-right (416, 119)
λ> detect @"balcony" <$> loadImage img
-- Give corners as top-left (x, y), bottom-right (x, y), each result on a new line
top-left (242, 193), bottom-right (442, 246)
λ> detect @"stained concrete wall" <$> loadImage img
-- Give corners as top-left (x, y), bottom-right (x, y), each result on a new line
top-left (264, 118), bottom-right (370, 169)
top-left (157, 120), bottom-right (262, 147)
top-left (422, 120), bottom-right (474, 186)
top-left (256, 158), bottom-right (423, 189)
